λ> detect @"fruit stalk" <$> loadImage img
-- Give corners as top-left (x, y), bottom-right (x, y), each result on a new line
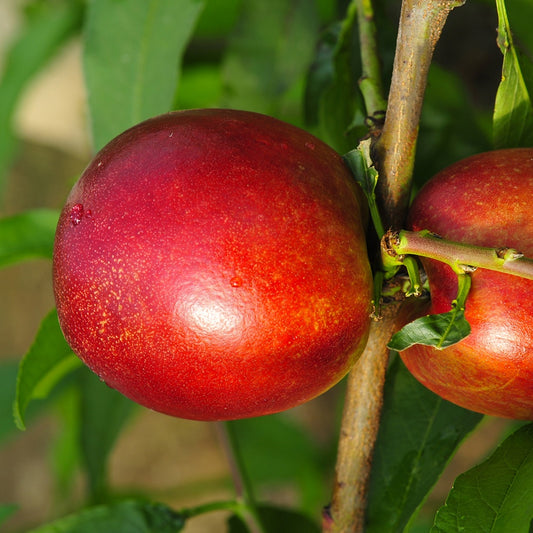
top-left (386, 229), bottom-right (533, 281)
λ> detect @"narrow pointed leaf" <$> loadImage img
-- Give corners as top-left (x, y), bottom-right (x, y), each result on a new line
top-left (493, 0), bottom-right (533, 148)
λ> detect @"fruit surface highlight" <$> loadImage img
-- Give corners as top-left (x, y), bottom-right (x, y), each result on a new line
top-left (402, 148), bottom-right (533, 419)
top-left (53, 109), bottom-right (373, 421)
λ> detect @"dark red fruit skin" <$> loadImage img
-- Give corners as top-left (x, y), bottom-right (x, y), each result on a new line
top-left (53, 109), bottom-right (372, 421)
top-left (402, 148), bottom-right (533, 419)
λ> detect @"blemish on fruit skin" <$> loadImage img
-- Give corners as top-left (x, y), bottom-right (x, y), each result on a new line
top-left (305, 142), bottom-right (315, 150)
top-left (230, 276), bottom-right (243, 288)
top-left (69, 203), bottom-right (85, 226)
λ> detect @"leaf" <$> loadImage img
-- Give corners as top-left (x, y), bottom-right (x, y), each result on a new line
top-left (432, 423), bottom-right (533, 533)
top-left (365, 357), bottom-right (483, 533)
top-left (0, 209), bottom-right (59, 268)
top-left (13, 309), bottom-right (81, 430)
top-left (387, 308), bottom-right (471, 351)
top-left (84, 0), bottom-right (205, 151)
top-left (231, 413), bottom-right (329, 514)
top-left (0, 362), bottom-right (24, 442)
top-left (0, 0), bottom-right (84, 190)
top-left (493, 0), bottom-right (533, 148)
top-left (221, 0), bottom-right (319, 120)
top-left (227, 504), bottom-right (320, 533)
top-left (79, 368), bottom-right (137, 503)
top-left (27, 500), bottom-right (186, 533)
top-left (305, 2), bottom-right (366, 153)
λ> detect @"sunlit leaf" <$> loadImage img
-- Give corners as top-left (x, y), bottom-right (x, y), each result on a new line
top-left (84, 0), bottom-right (204, 150)
top-left (27, 500), bottom-right (186, 533)
top-left (0, 209), bottom-right (59, 268)
top-left (432, 423), bottom-right (533, 533)
top-left (366, 357), bottom-right (483, 533)
top-left (493, 0), bottom-right (533, 148)
top-left (13, 309), bottom-right (81, 430)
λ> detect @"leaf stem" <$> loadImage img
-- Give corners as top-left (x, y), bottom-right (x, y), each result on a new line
top-left (215, 422), bottom-right (265, 533)
top-left (355, 0), bottom-right (387, 120)
top-left (385, 229), bottom-right (533, 281)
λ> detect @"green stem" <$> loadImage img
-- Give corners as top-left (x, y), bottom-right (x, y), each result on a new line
top-left (385, 229), bottom-right (533, 281)
top-left (215, 422), bottom-right (265, 533)
top-left (355, 0), bottom-right (387, 120)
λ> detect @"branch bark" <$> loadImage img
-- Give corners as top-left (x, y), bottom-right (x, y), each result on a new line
top-left (324, 1), bottom-right (465, 532)
top-left (374, 0), bottom-right (466, 231)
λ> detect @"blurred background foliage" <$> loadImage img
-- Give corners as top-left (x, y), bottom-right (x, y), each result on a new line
top-left (0, 0), bottom-right (531, 532)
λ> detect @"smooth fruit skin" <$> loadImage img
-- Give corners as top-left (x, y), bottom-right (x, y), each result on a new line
top-left (402, 148), bottom-right (533, 419)
top-left (53, 109), bottom-right (372, 421)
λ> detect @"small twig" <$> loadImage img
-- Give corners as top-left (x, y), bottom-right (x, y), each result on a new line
top-left (384, 229), bottom-right (533, 280)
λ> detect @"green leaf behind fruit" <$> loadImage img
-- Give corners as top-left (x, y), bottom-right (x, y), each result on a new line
top-left (78, 368), bottom-right (137, 503)
top-left (84, 0), bottom-right (205, 151)
top-left (0, 209), bottom-right (59, 268)
top-left (13, 309), bottom-right (81, 430)
top-left (220, 0), bottom-right (319, 122)
top-left (27, 500), bottom-right (186, 533)
top-left (365, 357), bottom-right (483, 533)
top-left (432, 423), bottom-right (533, 533)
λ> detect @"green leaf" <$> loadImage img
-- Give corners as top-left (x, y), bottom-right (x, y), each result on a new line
top-left (221, 0), bottom-right (319, 120)
top-left (79, 368), bottom-right (137, 503)
top-left (13, 309), bottom-right (81, 430)
top-left (0, 361), bottom-right (24, 442)
top-left (365, 357), bottom-right (483, 533)
top-left (493, 0), bottom-right (533, 148)
top-left (232, 413), bottom-right (330, 515)
top-left (0, 209), bottom-right (59, 268)
top-left (27, 500), bottom-right (186, 533)
top-left (432, 423), bottom-right (533, 533)
top-left (387, 308), bottom-right (471, 351)
top-left (227, 504), bottom-right (320, 533)
top-left (306, 2), bottom-right (366, 153)
top-left (0, 0), bottom-right (84, 190)
top-left (84, 0), bottom-right (205, 151)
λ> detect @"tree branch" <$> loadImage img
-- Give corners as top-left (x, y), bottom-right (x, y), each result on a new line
top-left (324, 1), bottom-right (465, 532)
top-left (374, 0), bottom-right (466, 230)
